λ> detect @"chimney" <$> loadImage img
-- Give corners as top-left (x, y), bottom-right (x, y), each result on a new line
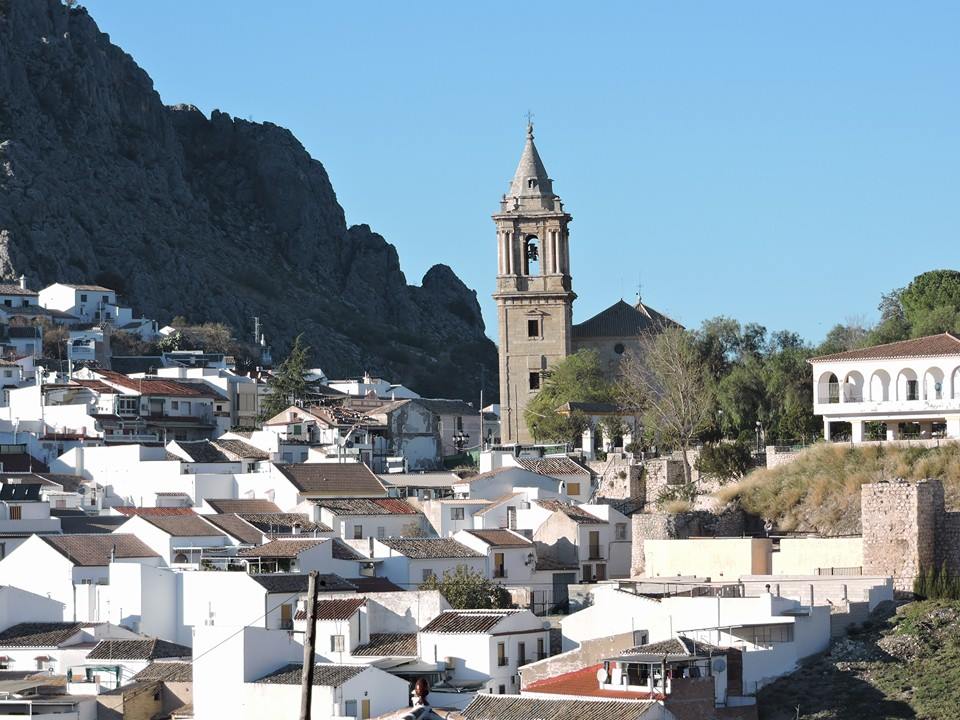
top-left (18, 275), bottom-right (26, 290)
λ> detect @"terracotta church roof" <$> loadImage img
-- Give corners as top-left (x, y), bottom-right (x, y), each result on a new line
top-left (572, 299), bottom-right (680, 339)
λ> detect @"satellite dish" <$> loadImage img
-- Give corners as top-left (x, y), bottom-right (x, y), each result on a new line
top-left (596, 668), bottom-right (609, 683)
top-left (713, 658), bottom-right (727, 673)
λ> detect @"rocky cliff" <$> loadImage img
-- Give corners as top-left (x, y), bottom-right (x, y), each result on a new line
top-left (0, 0), bottom-right (497, 402)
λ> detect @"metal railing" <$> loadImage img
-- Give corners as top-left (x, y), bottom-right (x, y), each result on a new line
top-left (497, 657), bottom-right (510, 667)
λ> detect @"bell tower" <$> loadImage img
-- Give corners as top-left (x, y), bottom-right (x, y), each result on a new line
top-left (494, 123), bottom-right (575, 444)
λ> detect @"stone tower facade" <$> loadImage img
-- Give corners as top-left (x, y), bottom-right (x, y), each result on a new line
top-left (493, 124), bottom-right (575, 444)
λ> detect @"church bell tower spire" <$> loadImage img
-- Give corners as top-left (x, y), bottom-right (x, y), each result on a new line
top-left (493, 121), bottom-right (575, 444)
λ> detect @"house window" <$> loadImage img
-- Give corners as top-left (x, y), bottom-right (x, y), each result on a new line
top-left (344, 700), bottom-right (357, 717)
top-left (528, 372), bottom-right (540, 391)
top-left (352, 524), bottom-right (363, 540)
top-left (582, 564), bottom-right (592, 582)
top-left (8, 506), bottom-right (21, 521)
top-left (451, 507), bottom-right (465, 521)
top-left (527, 319), bottom-right (540, 338)
top-left (80, 294), bottom-right (88, 302)
top-left (0, 657), bottom-right (8, 669)
top-left (455, 416), bottom-right (463, 432)
top-left (331, 635), bottom-right (345, 652)
top-left (906, 380), bottom-right (919, 401)
top-left (615, 523), bottom-right (627, 540)
top-left (292, 424), bottom-right (302, 435)
top-left (497, 642), bottom-right (507, 667)
top-left (537, 637), bottom-right (545, 660)
top-left (567, 482), bottom-right (580, 497)
top-left (377, 527), bottom-right (386, 539)
top-left (246, 463), bottom-right (257, 473)
top-left (102, 295), bottom-right (110, 303)
top-left (2, 300), bottom-right (9, 307)
top-left (493, 552), bottom-right (505, 578)
top-left (282, 452), bottom-right (293, 463)
top-left (518, 641), bottom-right (526, 666)
top-left (171, 401), bottom-right (179, 410)
top-left (422, 569), bottom-right (435, 582)
top-left (498, 685), bottom-right (506, 694)
top-left (3, 370), bottom-right (11, 378)
top-left (633, 629), bottom-right (649, 646)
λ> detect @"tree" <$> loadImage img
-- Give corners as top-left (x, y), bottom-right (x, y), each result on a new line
top-left (695, 441), bottom-right (752, 484)
top-left (524, 350), bottom-right (614, 444)
top-left (618, 327), bottom-right (714, 484)
top-left (900, 269), bottom-right (960, 336)
top-left (419, 566), bottom-right (512, 609)
top-left (259, 334), bottom-right (310, 420)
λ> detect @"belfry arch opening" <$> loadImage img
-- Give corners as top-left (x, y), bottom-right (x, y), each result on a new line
top-left (523, 236), bottom-right (540, 276)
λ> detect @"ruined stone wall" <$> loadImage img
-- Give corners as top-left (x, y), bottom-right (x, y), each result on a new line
top-left (590, 455), bottom-right (643, 500)
top-left (642, 458), bottom-right (685, 506)
top-left (861, 480), bottom-right (943, 591)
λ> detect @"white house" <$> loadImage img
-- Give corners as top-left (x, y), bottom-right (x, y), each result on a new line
top-left (192, 624), bottom-right (410, 720)
top-left (70, 637), bottom-right (192, 692)
top-left (372, 538), bottom-right (487, 589)
top-left (113, 514), bottom-right (230, 565)
top-left (559, 584), bottom-right (831, 693)
top-left (810, 332), bottom-right (960, 442)
top-left (39, 283), bottom-right (119, 324)
top-left (419, 609), bottom-right (550, 697)
top-left (313, 498), bottom-right (426, 540)
top-left (0, 621), bottom-right (138, 679)
top-left (0, 534), bottom-right (162, 621)
top-left (0, 278), bottom-right (37, 309)
top-left (0, 482), bottom-right (62, 556)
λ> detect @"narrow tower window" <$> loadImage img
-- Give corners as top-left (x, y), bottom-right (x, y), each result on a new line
top-left (527, 319), bottom-right (540, 338)
top-left (524, 237), bottom-right (540, 276)
top-left (529, 372), bottom-right (541, 391)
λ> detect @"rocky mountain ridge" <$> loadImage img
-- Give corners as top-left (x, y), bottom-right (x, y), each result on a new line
top-left (0, 0), bottom-right (497, 401)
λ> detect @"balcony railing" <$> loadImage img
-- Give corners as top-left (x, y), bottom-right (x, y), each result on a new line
top-left (588, 548), bottom-right (604, 560)
top-left (497, 657), bottom-right (509, 667)
top-left (493, 568), bottom-right (507, 579)
top-left (279, 620), bottom-right (294, 630)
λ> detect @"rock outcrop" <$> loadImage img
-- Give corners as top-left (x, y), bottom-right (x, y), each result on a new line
top-left (0, 0), bottom-right (497, 401)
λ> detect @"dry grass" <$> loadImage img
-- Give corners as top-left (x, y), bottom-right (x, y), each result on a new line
top-left (716, 441), bottom-right (960, 534)
top-left (663, 499), bottom-right (694, 514)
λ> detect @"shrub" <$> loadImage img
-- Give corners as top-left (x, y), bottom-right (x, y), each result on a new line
top-left (696, 441), bottom-right (752, 484)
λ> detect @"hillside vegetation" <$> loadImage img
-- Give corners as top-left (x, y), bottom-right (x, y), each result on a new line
top-left (759, 601), bottom-right (960, 719)
top-left (716, 442), bottom-right (960, 534)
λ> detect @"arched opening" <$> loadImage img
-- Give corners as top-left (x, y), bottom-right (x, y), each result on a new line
top-left (842, 371), bottom-right (864, 402)
top-left (817, 372), bottom-right (840, 404)
top-left (924, 367), bottom-right (945, 400)
top-left (896, 368), bottom-right (919, 401)
top-left (952, 367), bottom-right (960, 399)
top-left (173, 552), bottom-right (189, 564)
top-left (869, 370), bottom-right (891, 402)
top-left (523, 236), bottom-right (540, 276)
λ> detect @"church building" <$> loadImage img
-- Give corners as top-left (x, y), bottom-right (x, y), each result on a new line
top-left (494, 124), bottom-right (679, 444)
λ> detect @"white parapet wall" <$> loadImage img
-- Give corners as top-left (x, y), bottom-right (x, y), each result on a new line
top-left (643, 537), bottom-right (772, 579)
top-left (773, 537), bottom-right (864, 575)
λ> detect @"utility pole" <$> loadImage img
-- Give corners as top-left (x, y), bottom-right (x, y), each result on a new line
top-left (299, 571), bottom-right (319, 720)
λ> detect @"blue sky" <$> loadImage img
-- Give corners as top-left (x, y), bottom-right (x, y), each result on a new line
top-left (83, 1), bottom-right (960, 344)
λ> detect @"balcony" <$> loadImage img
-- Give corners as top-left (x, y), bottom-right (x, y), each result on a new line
top-left (497, 656), bottom-right (510, 667)
top-left (493, 568), bottom-right (507, 579)
top-left (588, 548), bottom-right (604, 561)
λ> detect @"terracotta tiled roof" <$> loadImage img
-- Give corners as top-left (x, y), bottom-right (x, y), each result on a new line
top-left (514, 456), bottom-right (591, 477)
top-left (379, 537), bottom-right (482, 559)
top-left (139, 515), bottom-right (226, 537)
top-left (330, 538), bottom-right (366, 561)
top-left (115, 507), bottom-right (196, 517)
top-left (87, 639), bottom-right (192, 661)
top-left (61, 283), bottom-right (114, 292)
top-left (254, 663), bottom-right (366, 687)
top-left (809, 332), bottom-right (960, 362)
top-left (421, 610), bottom-right (520, 634)
top-left (524, 663), bottom-right (662, 701)
top-left (93, 370), bottom-right (221, 398)
top-left (210, 438), bottom-right (270, 460)
top-left (352, 633), bottom-right (417, 657)
top-left (131, 661), bottom-right (192, 682)
top-left (200, 514), bottom-right (262, 545)
top-left (205, 498), bottom-right (282, 515)
top-left (0, 623), bottom-right (83, 648)
top-left (43, 534), bottom-right (160, 566)
top-left (463, 693), bottom-right (659, 718)
top-left (72, 379), bottom-right (117, 393)
top-left (618, 636), bottom-right (721, 661)
top-left (237, 538), bottom-right (326, 558)
top-left (313, 498), bottom-right (421, 516)
top-left (274, 463), bottom-right (388, 498)
top-left (169, 441), bottom-right (230, 463)
top-left (534, 500), bottom-right (605, 524)
top-left (345, 576), bottom-right (404, 593)
top-left (0, 284), bottom-right (37, 296)
top-left (462, 529), bottom-right (532, 548)
top-left (473, 492), bottom-right (523, 516)
top-left (249, 573), bottom-right (356, 594)
top-left (237, 513), bottom-right (330, 536)
top-left (292, 597), bottom-right (365, 621)
top-left (572, 299), bottom-right (681, 339)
